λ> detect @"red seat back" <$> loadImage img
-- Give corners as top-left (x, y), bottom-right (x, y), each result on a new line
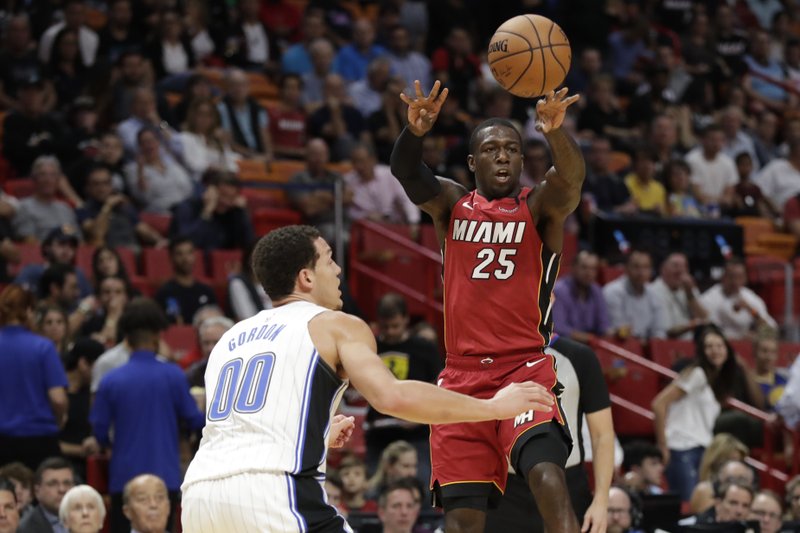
top-left (649, 339), bottom-right (695, 370)
top-left (162, 325), bottom-right (200, 362)
top-left (209, 249), bottom-right (243, 285)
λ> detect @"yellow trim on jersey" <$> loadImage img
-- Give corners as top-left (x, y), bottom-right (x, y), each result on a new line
top-left (437, 480), bottom-right (505, 494)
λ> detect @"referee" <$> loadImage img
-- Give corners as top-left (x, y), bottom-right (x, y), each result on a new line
top-left (486, 336), bottom-right (615, 533)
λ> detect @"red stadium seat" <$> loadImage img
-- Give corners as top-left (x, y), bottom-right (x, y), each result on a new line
top-left (8, 242), bottom-right (43, 277)
top-left (142, 247), bottom-right (206, 282)
top-left (75, 244), bottom-right (97, 281)
top-left (116, 247), bottom-right (139, 278)
top-left (209, 249), bottom-right (243, 285)
top-left (86, 454), bottom-right (109, 494)
top-left (162, 325), bottom-right (200, 362)
top-left (729, 339), bottom-right (755, 367)
top-left (598, 264), bottom-right (625, 285)
top-left (4, 178), bottom-right (34, 198)
top-left (251, 207), bottom-right (302, 236)
top-left (648, 339), bottom-right (694, 370)
top-left (139, 212), bottom-right (172, 237)
top-left (778, 342), bottom-right (800, 369)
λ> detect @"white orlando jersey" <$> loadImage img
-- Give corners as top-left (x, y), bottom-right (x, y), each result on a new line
top-left (183, 302), bottom-right (348, 488)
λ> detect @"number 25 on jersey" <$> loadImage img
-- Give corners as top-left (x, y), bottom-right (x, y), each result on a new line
top-left (471, 248), bottom-right (517, 280)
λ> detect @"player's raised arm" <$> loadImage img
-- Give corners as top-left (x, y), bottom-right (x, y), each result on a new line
top-left (390, 80), bottom-right (465, 217)
top-left (329, 312), bottom-right (554, 424)
top-left (529, 88), bottom-right (585, 251)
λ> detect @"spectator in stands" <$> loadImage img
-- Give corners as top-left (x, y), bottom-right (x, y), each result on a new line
top-left (347, 56), bottom-right (396, 119)
top-left (172, 74), bottom-right (213, 129)
top-left (96, 0), bottom-right (139, 67)
top-left (786, 476), bottom-right (800, 522)
top-left (91, 297), bottom-right (205, 532)
top-left (367, 441), bottom-right (417, 499)
top-left (679, 481), bottom-right (754, 527)
top-left (700, 258), bottom-right (777, 340)
top-left (748, 490), bottom-right (783, 533)
top-left (754, 125), bottom-right (800, 214)
top-left (0, 285), bottom-right (68, 471)
top-left (121, 474), bottom-right (170, 533)
top-left (0, 477), bottom-right (20, 533)
top-left (185, 316), bottom-right (235, 388)
top-left (720, 106), bottom-right (759, 172)
top-left (365, 294), bottom-right (441, 492)
top-left (91, 246), bottom-right (133, 288)
top-left (729, 152), bottom-right (780, 220)
top-left (302, 39), bottom-right (338, 110)
top-left (377, 479), bottom-right (421, 533)
top-left (336, 19), bottom-right (386, 84)
top-left (47, 29), bottom-right (89, 113)
top-left (38, 0), bottom-right (98, 67)
top-left (38, 264), bottom-right (96, 337)
top-left (107, 52), bottom-right (166, 126)
top-left (743, 30), bottom-right (796, 113)
top-left (775, 348), bottom-right (800, 432)
top-left (649, 252), bottom-right (708, 340)
top-left (431, 26), bottom-right (480, 105)
top-left (581, 136), bottom-right (636, 218)
top-left (686, 124), bottom-right (737, 212)
top-left (0, 463), bottom-right (34, 518)
top-left (145, 9), bottom-right (195, 80)
top-left (125, 127), bottom-right (195, 214)
top-left (338, 454), bottom-right (378, 513)
top-left (79, 275), bottom-right (129, 346)
top-left (217, 69), bottom-right (273, 161)
top-left (13, 157), bottom-right (80, 242)
top-left (552, 251), bottom-right (610, 343)
top-left (603, 249), bottom-right (667, 340)
top-left (36, 305), bottom-right (69, 357)
top-left (365, 74), bottom-right (408, 164)
top-left (624, 146), bottom-right (667, 216)
top-left (281, 10), bottom-right (327, 75)
top-left (605, 486), bottom-right (643, 533)
top-left (78, 165), bottom-right (166, 250)
top-left (224, 0), bottom-right (272, 71)
top-left (325, 472), bottom-right (346, 517)
top-left (0, 190), bottom-right (17, 283)
top-left (664, 158), bottom-right (703, 218)
top-left (692, 455), bottom-right (755, 515)
top-left (649, 115), bottom-right (684, 173)
top-left (117, 88), bottom-right (181, 158)
top-left (268, 74), bottom-right (307, 160)
top-left (307, 73), bottom-right (365, 162)
top-left (68, 131), bottom-right (127, 197)
top-left (178, 99), bottom-right (240, 180)
top-left (577, 75), bottom-right (634, 150)
top-left (652, 326), bottom-right (741, 501)
top-left (386, 25), bottom-right (431, 94)
top-left (621, 441), bottom-right (664, 495)
top-left (59, 484), bottom-right (104, 533)
top-left (751, 111), bottom-right (781, 168)
top-left (154, 237), bottom-right (217, 325)
top-left (58, 338), bottom-right (103, 480)
top-left (14, 226), bottom-right (92, 298)
top-left (2, 77), bottom-right (68, 177)
top-left (344, 143), bottom-right (420, 231)
top-left (169, 170), bottom-right (254, 251)
top-left (17, 458), bottom-right (75, 533)
top-left (753, 331), bottom-right (788, 410)
top-left (520, 139), bottom-right (551, 189)
top-left (227, 244), bottom-right (271, 321)
top-left (0, 14), bottom-right (47, 111)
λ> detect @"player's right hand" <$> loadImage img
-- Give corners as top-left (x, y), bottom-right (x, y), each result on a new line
top-left (399, 80), bottom-right (448, 137)
top-left (489, 381), bottom-right (554, 419)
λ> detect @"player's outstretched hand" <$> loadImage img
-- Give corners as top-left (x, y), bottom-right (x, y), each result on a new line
top-left (535, 87), bottom-right (580, 133)
top-left (581, 498), bottom-right (608, 533)
top-left (400, 80), bottom-right (449, 137)
top-left (489, 381), bottom-right (554, 419)
top-left (328, 414), bottom-right (355, 449)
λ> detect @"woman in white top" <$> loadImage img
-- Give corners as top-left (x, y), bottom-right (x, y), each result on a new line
top-left (179, 99), bottom-right (240, 180)
top-left (652, 326), bottom-right (740, 502)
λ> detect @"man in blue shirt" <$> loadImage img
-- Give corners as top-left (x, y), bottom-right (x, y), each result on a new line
top-left (335, 19), bottom-right (387, 82)
top-left (91, 297), bottom-right (205, 533)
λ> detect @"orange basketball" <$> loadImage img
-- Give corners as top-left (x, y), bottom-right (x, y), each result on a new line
top-left (487, 14), bottom-right (571, 98)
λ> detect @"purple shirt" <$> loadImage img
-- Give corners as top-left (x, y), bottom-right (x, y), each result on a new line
top-left (552, 276), bottom-right (610, 338)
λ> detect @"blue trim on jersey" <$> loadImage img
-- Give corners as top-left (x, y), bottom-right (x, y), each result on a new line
top-left (293, 349), bottom-right (318, 474)
top-left (285, 474), bottom-right (307, 531)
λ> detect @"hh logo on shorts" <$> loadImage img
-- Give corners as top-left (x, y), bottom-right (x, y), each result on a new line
top-left (380, 352), bottom-right (410, 380)
top-left (514, 410), bottom-right (534, 428)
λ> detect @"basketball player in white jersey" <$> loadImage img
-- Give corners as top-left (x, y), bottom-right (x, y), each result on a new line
top-left (181, 225), bottom-right (555, 533)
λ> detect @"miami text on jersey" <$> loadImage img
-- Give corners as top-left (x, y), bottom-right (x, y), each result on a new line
top-left (451, 220), bottom-right (527, 244)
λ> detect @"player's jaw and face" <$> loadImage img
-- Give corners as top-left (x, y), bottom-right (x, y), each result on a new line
top-left (307, 237), bottom-right (343, 311)
top-left (468, 125), bottom-right (523, 200)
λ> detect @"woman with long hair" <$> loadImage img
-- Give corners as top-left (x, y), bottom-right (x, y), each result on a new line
top-left (0, 285), bottom-right (68, 470)
top-left (48, 28), bottom-right (89, 111)
top-left (366, 440), bottom-right (418, 497)
top-left (36, 304), bottom-right (71, 356)
top-left (178, 98), bottom-right (239, 180)
top-left (91, 246), bottom-right (133, 286)
top-left (652, 325), bottom-right (739, 501)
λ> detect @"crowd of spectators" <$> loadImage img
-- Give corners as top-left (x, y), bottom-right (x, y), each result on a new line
top-left (0, 0), bottom-right (799, 532)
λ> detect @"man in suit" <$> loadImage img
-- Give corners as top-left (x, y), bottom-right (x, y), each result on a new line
top-left (17, 457), bottom-right (75, 533)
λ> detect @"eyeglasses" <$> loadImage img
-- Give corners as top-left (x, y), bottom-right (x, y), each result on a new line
top-left (43, 479), bottom-right (74, 489)
top-left (607, 507), bottom-right (630, 516)
top-left (751, 509), bottom-right (781, 521)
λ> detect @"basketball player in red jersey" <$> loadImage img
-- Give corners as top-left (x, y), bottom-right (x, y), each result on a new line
top-left (390, 80), bottom-right (586, 533)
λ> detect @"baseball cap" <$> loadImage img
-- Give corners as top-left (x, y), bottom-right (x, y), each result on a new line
top-left (43, 225), bottom-right (80, 247)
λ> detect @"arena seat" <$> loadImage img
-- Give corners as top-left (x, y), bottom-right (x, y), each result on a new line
top-left (4, 178), bottom-right (34, 198)
top-left (8, 242), bottom-right (43, 276)
top-left (778, 342), bottom-right (800, 368)
top-left (162, 325), bottom-right (200, 362)
top-left (142, 247), bottom-right (207, 283)
top-left (648, 339), bottom-right (694, 370)
top-left (598, 264), bottom-right (625, 285)
top-left (728, 339), bottom-right (755, 367)
top-left (251, 207), bottom-right (302, 236)
top-left (209, 249), bottom-right (243, 285)
top-left (139, 212), bottom-right (173, 237)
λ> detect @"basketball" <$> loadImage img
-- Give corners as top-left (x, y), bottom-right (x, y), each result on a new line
top-left (487, 15), bottom-right (571, 98)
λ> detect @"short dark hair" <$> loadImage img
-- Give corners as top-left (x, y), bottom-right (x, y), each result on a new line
top-left (701, 123), bottom-right (723, 137)
top-left (0, 478), bottom-right (16, 502)
top-left (169, 236), bottom-right (194, 255)
top-left (63, 337), bottom-right (106, 371)
top-left (118, 297), bottom-right (169, 347)
top-left (469, 118), bottom-right (522, 154)
top-left (377, 292), bottom-right (408, 320)
top-left (716, 481), bottom-right (754, 501)
top-left (378, 477), bottom-right (421, 508)
top-left (34, 457), bottom-right (74, 485)
top-left (622, 440), bottom-right (663, 470)
top-left (39, 263), bottom-right (75, 298)
top-left (251, 225), bottom-right (321, 301)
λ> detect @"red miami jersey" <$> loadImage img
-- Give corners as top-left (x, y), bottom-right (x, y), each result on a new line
top-left (444, 187), bottom-right (560, 358)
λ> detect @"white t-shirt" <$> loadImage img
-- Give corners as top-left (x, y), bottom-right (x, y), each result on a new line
top-left (665, 366), bottom-right (720, 450)
top-left (243, 22), bottom-right (269, 64)
top-left (649, 278), bottom-right (700, 340)
top-left (163, 41), bottom-right (189, 75)
top-left (753, 158), bottom-right (800, 210)
top-left (685, 147), bottom-right (738, 203)
top-left (700, 283), bottom-right (777, 340)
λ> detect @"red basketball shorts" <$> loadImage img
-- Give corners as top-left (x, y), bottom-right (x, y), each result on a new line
top-left (429, 351), bottom-right (566, 502)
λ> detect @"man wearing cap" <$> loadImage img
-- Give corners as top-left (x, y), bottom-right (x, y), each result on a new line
top-left (14, 225), bottom-right (93, 298)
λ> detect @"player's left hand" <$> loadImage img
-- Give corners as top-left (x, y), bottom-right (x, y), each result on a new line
top-left (535, 88), bottom-right (580, 133)
top-left (581, 498), bottom-right (608, 533)
top-left (328, 414), bottom-right (355, 449)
